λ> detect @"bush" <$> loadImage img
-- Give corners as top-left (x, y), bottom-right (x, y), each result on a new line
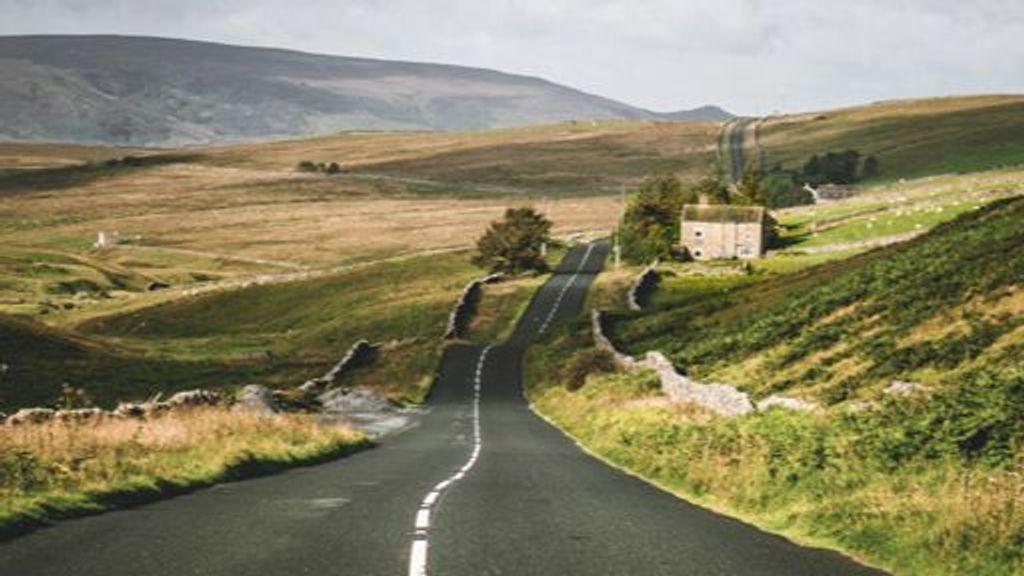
top-left (562, 348), bottom-right (617, 391)
top-left (473, 207), bottom-right (552, 274)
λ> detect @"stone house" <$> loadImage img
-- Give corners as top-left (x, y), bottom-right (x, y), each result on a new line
top-left (680, 204), bottom-right (771, 260)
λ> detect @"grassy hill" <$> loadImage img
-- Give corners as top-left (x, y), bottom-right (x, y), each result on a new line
top-left (527, 195), bottom-right (1024, 575)
top-left (759, 95), bottom-right (1024, 181)
top-left (609, 195), bottom-right (1024, 405)
top-left (0, 250), bottom-right (490, 412)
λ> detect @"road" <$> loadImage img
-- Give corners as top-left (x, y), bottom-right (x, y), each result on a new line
top-left (722, 118), bottom-right (755, 185)
top-left (0, 242), bottom-right (884, 575)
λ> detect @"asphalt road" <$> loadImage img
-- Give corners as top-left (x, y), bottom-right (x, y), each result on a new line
top-left (723, 118), bottom-right (755, 185)
top-left (0, 242), bottom-right (885, 575)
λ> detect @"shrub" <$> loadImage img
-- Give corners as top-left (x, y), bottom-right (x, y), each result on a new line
top-left (473, 207), bottom-right (552, 274)
top-left (562, 348), bottom-right (617, 391)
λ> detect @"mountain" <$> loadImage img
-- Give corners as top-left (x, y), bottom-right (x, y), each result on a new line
top-left (0, 35), bottom-right (730, 146)
top-left (657, 105), bottom-right (733, 122)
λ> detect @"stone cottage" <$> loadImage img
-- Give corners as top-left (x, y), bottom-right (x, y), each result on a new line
top-left (680, 204), bottom-right (771, 260)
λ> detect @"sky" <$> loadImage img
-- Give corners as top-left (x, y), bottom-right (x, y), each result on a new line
top-left (2, 0), bottom-right (1023, 115)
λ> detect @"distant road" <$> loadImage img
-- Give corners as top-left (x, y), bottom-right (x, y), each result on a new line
top-left (0, 242), bottom-right (885, 575)
top-left (721, 118), bottom-right (756, 185)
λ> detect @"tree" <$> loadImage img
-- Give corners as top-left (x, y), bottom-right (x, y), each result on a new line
top-left (618, 176), bottom-right (693, 263)
top-left (861, 155), bottom-right (881, 179)
top-left (737, 161), bottom-right (764, 205)
top-left (326, 162), bottom-right (343, 174)
top-left (473, 207), bottom-right (552, 274)
top-left (693, 172), bottom-right (730, 205)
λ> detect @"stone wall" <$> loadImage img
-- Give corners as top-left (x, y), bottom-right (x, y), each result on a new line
top-left (627, 263), bottom-right (659, 312)
top-left (591, 309), bottom-right (815, 416)
top-left (443, 273), bottom-right (504, 339)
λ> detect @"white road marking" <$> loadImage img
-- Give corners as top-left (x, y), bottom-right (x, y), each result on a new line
top-left (539, 243), bottom-right (596, 335)
top-left (407, 345), bottom-right (492, 576)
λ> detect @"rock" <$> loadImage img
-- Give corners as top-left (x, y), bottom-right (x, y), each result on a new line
top-left (757, 395), bottom-right (817, 412)
top-left (113, 402), bottom-right (148, 418)
top-left (236, 384), bottom-right (281, 415)
top-left (146, 281), bottom-right (171, 292)
top-left (885, 380), bottom-right (927, 397)
top-left (319, 387), bottom-right (392, 414)
top-left (7, 408), bottom-right (56, 425)
top-left (166, 389), bottom-right (221, 408)
top-left (54, 407), bottom-right (106, 422)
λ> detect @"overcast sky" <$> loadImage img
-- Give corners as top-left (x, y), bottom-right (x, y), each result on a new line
top-left (2, 0), bottom-right (1023, 115)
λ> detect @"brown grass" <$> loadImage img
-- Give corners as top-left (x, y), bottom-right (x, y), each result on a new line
top-left (0, 408), bottom-right (365, 533)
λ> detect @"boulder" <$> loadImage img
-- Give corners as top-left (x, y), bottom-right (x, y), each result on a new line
top-left (757, 395), bottom-right (817, 412)
top-left (319, 387), bottom-right (392, 414)
top-left (236, 384), bottom-right (281, 415)
top-left (166, 389), bottom-right (221, 408)
top-left (885, 380), bottom-right (927, 397)
top-left (113, 402), bottom-right (148, 419)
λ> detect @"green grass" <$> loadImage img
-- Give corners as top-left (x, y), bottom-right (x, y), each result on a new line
top-left (761, 96), bottom-right (1024, 181)
top-left (522, 196), bottom-right (1024, 574)
top-left (0, 251), bottom-right (487, 411)
top-left (529, 357), bottom-right (1024, 576)
top-left (608, 195), bottom-right (1024, 405)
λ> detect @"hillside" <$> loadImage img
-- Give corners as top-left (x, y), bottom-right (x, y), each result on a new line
top-left (528, 195), bottom-right (1024, 575)
top-left (609, 195), bottom-right (1024, 405)
top-left (0, 35), bottom-right (729, 146)
top-left (758, 95), bottom-right (1024, 181)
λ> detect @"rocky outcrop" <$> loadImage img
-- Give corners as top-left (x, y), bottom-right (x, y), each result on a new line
top-left (756, 395), bottom-right (817, 412)
top-left (591, 309), bottom-right (816, 417)
top-left (627, 263), bottom-right (659, 312)
top-left (235, 384), bottom-right (282, 416)
top-left (166, 389), bottom-right (222, 408)
top-left (884, 380), bottom-right (928, 397)
top-left (299, 340), bottom-right (379, 393)
top-left (444, 273), bottom-right (503, 339)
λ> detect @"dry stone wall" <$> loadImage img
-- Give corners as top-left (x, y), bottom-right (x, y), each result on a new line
top-left (591, 309), bottom-right (816, 416)
top-left (444, 273), bottom-right (504, 339)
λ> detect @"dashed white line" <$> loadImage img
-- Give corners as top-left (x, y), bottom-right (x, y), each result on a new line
top-left (539, 243), bottom-right (596, 335)
top-left (407, 345), bottom-right (491, 576)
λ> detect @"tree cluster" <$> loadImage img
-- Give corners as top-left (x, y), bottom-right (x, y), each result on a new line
top-left (473, 207), bottom-right (552, 274)
top-left (801, 150), bottom-right (880, 185)
top-left (297, 160), bottom-right (343, 174)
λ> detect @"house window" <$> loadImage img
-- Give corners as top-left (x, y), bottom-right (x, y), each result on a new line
top-left (693, 249), bottom-right (703, 258)
top-left (694, 229), bottom-right (704, 238)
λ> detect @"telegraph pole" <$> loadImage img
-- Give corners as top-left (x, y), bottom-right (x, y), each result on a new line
top-left (614, 184), bottom-right (625, 269)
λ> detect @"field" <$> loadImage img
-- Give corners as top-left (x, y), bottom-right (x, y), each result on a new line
top-left (758, 95), bottom-right (1024, 180)
top-left (2, 94), bottom-right (1024, 413)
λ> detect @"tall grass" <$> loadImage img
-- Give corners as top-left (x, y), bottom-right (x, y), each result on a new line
top-left (0, 409), bottom-right (366, 537)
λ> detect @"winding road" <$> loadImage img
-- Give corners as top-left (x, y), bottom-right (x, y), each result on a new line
top-left (0, 242), bottom-right (884, 575)
top-left (721, 118), bottom-right (756, 185)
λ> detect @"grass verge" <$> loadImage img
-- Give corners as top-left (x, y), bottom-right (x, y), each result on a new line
top-left (0, 408), bottom-right (368, 541)
top-left (525, 321), bottom-right (1024, 575)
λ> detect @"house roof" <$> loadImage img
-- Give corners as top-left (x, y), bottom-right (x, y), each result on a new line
top-left (682, 204), bottom-right (766, 223)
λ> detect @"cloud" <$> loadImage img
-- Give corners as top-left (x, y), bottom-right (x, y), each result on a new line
top-left (1, 0), bottom-right (1022, 114)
